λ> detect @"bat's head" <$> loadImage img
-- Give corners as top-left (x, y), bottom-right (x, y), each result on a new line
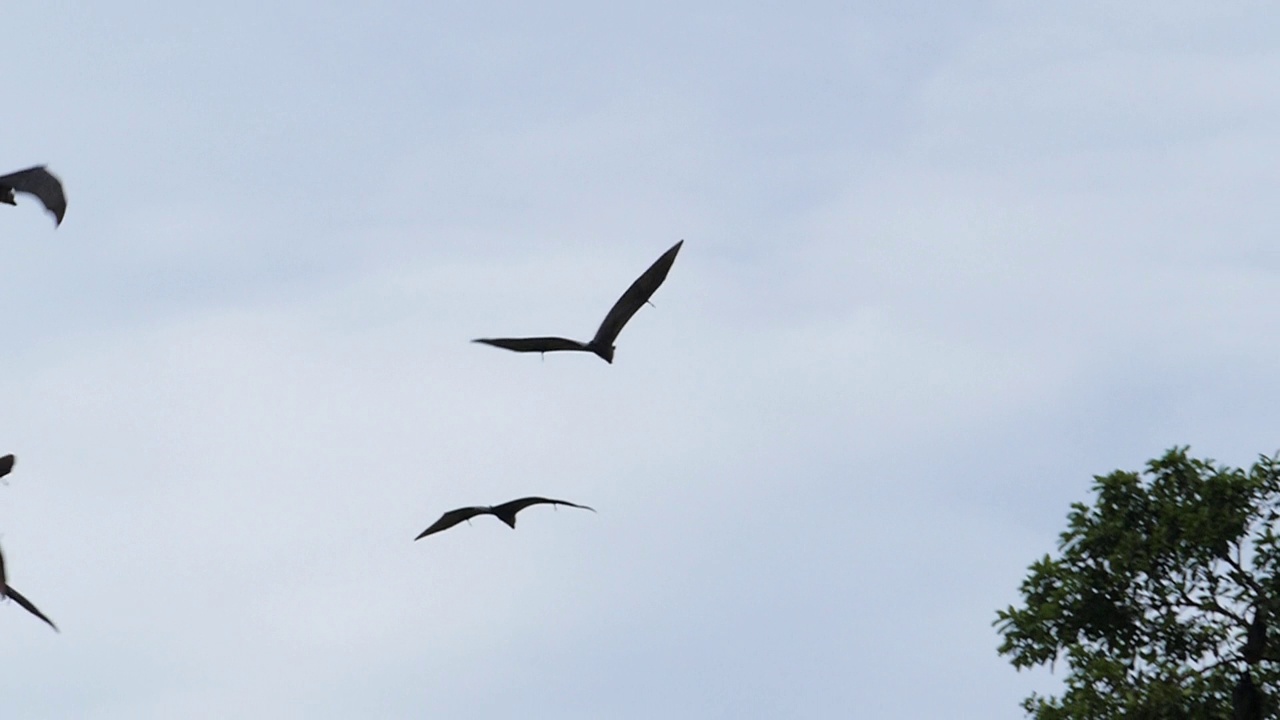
top-left (0, 189), bottom-right (14, 206)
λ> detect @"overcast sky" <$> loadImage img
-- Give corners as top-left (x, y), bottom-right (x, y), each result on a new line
top-left (2, 2), bottom-right (1279, 717)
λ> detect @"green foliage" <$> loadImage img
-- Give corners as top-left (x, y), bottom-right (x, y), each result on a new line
top-left (996, 447), bottom-right (1280, 718)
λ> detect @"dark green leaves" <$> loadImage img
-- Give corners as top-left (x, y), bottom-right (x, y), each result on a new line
top-left (997, 448), bottom-right (1280, 718)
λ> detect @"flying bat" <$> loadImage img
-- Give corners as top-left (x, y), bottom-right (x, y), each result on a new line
top-left (415, 497), bottom-right (595, 540)
top-left (0, 166), bottom-right (66, 226)
top-left (473, 240), bottom-right (683, 363)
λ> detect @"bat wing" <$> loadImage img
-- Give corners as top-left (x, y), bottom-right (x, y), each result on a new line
top-left (472, 337), bottom-right (591, 354)
top-left (5, 584), bottom-right (57, 632)
top-left (590, 240), bottom-right (683, 348)
top-left (0, 454), bottom-right (13, 479)
top-left (490, 496), bottom-right (596, 527)
top-left (0, 166), bottom-right (66, 226)
top-left (414, 506), bottom-right (493, 540)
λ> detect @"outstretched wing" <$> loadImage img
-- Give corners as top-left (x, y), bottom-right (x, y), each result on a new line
top-left (0, 166), bottom-right (66, 226)
top-left (490, 496), bottom-right (596, 527)
top-left (414, 506), bottom-right (493, 540)
top-left (472, 337), bottom-right (590, 354)
top-left (590, 240), bottom-right (683, 348)
top-left (5, 584), bottom-right (57, 631)
top-left (0, 454), bottom-right (13, 479)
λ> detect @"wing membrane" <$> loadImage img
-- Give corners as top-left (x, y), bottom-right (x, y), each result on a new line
top-left (5, 584), bottom-right (57, 631)
top-left (490, 497), bottom-right (596, 527)
top-left (414, 506), bottom-right (493, 540)
top-left (590, 240), bottom-right (682, 347)
top-left (0, 166), bottom-right (66, 225)
top-left (472, 337), bottom-right (590, 354)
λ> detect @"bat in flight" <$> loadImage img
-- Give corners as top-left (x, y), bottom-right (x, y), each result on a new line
top-left (415, 497), bottom-right (595, 540)
top-left (0, 166), bottom-right (66, 226)
top-left (0, 546), bottom-right (57, 631)
top-left (473, 240), bottom-right (683, 363)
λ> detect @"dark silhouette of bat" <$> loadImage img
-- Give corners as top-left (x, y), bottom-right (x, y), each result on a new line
top-left (0, 166), bottom-right (66, 226)
top-left (1243, 602), bottom-right (1268, 664)
top-left (0, 454), bottom-right (13, 480)
top-left (415, 497), bottom-right (595, 540)
top-left (1235, 670), bottom-right (1261, 720)
top-left (473, 240), bottom-right (683, 363)
top-left (0, 545), bottom-right (56, 631)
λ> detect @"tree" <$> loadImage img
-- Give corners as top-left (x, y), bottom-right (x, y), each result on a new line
top-left (995, 447), bottom-right (1280, 718)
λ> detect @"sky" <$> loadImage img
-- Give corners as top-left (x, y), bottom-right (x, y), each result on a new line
top-left (2, 1), bottom-right (1279, 717)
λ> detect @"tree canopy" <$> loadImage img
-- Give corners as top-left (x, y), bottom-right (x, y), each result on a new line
top-left (996, 447), bottom-right (1280, 718)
